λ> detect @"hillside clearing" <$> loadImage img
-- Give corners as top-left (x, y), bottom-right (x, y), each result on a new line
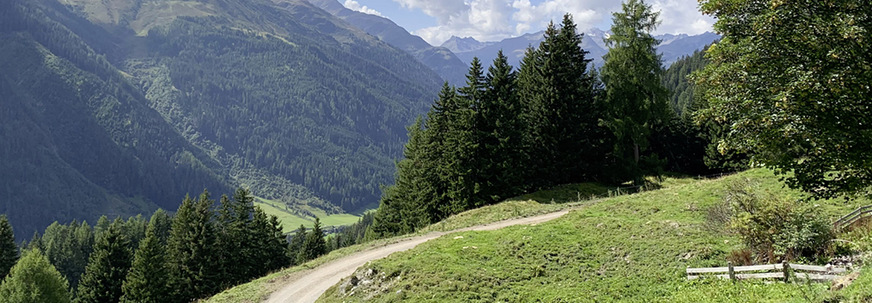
top-left (318, 170), bottom-right (870, 302)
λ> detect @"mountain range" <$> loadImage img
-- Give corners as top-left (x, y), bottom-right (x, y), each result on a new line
top-left (442, 29), bottom-right (719, 69)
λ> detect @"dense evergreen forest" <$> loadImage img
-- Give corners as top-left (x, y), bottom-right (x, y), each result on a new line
top-left (0, 188), bottom-right (335, 302)
top-left (0, 0), bottom-right (444, 238)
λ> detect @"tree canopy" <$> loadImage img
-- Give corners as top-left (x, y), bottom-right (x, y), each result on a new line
top-left (696, 0), bottom-right (872, 199)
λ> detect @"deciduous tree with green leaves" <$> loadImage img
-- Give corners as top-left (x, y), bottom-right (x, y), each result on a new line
top-left (695, 0), bottom-right (872, 199)
top-left (0, 249), bottom-right (70, 303)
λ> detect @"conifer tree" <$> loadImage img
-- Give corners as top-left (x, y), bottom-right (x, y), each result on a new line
top-left (479, 51), bottom-right (527, 200)
top-left (120, 213), bottom-right (168, 303)
top-left (287, 224), bottom-right (306, 265)
top-left (0, 249), bottom-right (71, 303)
top-left (297, 218), bottom-right (326, 264)
top-left (75, 218), bottom-right (132, 303)
top-left (166, 191), bottom-right (218, 302)
top-left (518, 15), bottom-right (598, 188)
top-left (148, 209), bottom-right (172, 245)
top-left (600, 0), bottom-right (670, 185)
top-left (0, 215), bottom-right (17, 279)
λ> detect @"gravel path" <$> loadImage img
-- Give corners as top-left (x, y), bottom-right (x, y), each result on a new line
top-left (265, 209), bottom-right (572, 303)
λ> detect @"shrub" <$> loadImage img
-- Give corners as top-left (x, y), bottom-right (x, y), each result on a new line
top-left (725, 179), bottom-right (834, 263)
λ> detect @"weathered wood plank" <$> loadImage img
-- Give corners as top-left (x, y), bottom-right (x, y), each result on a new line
top-left (789, 264), bottom-right (846, 273)
top-left (733, 264), bottom-right (782, 272)
top-left (735, 272), bottom-right (785, 279)
top-left (687, 267), bottom-right (730, 274)
top-left (793, 273), bottom-right (839, 281)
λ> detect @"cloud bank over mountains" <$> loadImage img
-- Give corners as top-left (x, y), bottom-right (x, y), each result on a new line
top-left (343, 0), bottom-right (715, 45)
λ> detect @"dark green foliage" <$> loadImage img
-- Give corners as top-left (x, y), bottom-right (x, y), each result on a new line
top-left (120, 213), bottom-right (169, 303)
top-left (147, 209), bottom-right (172, 246)
top-left (600, 0), bottom-right (671, 185)
top-left (478, 51), bottom-right (527, 201)
top-left (215, 189), bottom-right (288, 287)
top-left (0, 0), bottom-right (231, 239)
top-left (697, 0), bottom-right (872, 199)
top-left (0, 216), bottom-right (17, 279)
top-left (288, 225), bottom-right (306, 266)
top-left (518, 15), bottom-right (599, 188)
top-left (40, 221), bottom-right (93, 290)
top-left (332, 212), bottom-right (374, 250)
top-left (660, 48), bottom-right (745, 174)
top-left (663, 49), bottom-right (709, 118)
top-left (370, 14), bottom-right (608, 238)
top-left (0, 249), bottom-right (71, 303)
top-left (166, 191), bottom-right (218, 302)
top-left (75, 218), bottom-right (132, 303)
top-left (297, 218), bottom-right (327, 264)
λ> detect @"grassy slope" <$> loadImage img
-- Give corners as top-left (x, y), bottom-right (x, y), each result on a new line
top-left (254, 197), bottom-right (361, 233)
top-left (317, 170), bottom-right (870, 302)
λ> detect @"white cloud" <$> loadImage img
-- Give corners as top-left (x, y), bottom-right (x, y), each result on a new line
top-left (344, 0), bottom-right (384, 17)
top-left (391, 0), bottom-right (713, 45)
top-left (649, 0), bottom-right (715, 35)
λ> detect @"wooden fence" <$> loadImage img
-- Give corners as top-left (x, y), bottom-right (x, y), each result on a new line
top-left (687, 261), bottom-right (847, 282)
top-left (834, 205), bottom-right (872, 230)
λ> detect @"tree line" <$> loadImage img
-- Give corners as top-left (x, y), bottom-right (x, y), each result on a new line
top-left (366, 1), bottom-right (723, 238)
top-left (0, 188), bottom-right (330, 303)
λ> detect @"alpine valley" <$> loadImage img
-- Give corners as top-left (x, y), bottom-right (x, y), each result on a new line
top-left (0, 0), bottom-right (717, 238)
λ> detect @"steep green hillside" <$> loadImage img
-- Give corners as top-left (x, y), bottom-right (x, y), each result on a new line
top-left (317, 170), bottom-right (869, 302)
top-left (0, 0), bottom-right (230, 237)
top-left (0, 0), bottom-right (443, 235)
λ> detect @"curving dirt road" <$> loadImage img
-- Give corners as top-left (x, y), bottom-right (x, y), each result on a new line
top-left (265, 209), bottom-right (572, 303)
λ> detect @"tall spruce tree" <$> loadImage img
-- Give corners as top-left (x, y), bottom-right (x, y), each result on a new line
top-left (297, 218), bottom-right (326, 264)
top-left (518, 15), bottom-right (598, 188)
top-left (480, 51), bottom-right (527, 200)
top-left (0, 216), bottom-right (17, 279)
top-left (600, 0), bottom-right (670, 185)
top-left (75, 218), bottom-right (132, 303)
top-left (0, 249), bottom-right (71, 303)
top-left (120, 212), bottom-right (168, 303)
top-left (147, 209), bottom-right (172, 245)
top-left (166, 191), bottom-right (218, 302)
top-left (442, 61), bottom-right (483, 213)
top-left (287, 224), bottom-right (306, 265)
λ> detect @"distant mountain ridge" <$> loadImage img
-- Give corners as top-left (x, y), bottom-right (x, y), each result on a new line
top-left (443, 29), bottom-right (719, 69)
top-left (306, 0), bottom-right (469, 85)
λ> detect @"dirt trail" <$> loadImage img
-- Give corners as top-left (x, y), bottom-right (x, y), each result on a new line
top-left (265, 209), bottom-right (572, 303)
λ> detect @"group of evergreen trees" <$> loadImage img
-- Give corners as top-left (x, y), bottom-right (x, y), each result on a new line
top-left (0, 188), bottom-right (329, 303)
top-left (369, 1), bottom-right (716, 238)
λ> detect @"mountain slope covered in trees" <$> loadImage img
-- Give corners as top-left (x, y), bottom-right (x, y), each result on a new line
top-left (0, 0), bottom-right (443, 237)
top-left (306, 0), bottom-right (469, 85)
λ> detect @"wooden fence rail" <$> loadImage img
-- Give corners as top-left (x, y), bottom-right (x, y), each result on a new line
top-left (834, 205), bottom-right (872, 230)
top-left (687, 261), bottom-right (847, 282)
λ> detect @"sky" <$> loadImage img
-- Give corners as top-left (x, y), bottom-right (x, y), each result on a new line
top-left (341, 0), bottom-right (715, 46)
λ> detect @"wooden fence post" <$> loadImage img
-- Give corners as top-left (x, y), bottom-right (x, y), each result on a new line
top-left (728, 261), bottom-right (735, 281)
top-left (782, 261), bottom-right (790, 282)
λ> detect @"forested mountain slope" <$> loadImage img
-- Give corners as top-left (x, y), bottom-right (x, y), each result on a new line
top-left (306, 0), bottom-right (469, 85)
top-left (0, 0), bottom-right (230, 237)
top-left (0, 0), bottom-right (443, 237)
